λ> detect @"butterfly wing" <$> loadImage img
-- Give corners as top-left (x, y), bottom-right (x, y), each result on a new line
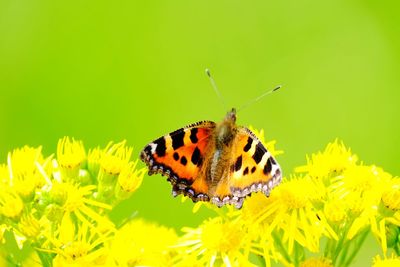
top-left (140, 121), bottom-right (216, 201)
top-left (212, 127), bottom-right (282, 208)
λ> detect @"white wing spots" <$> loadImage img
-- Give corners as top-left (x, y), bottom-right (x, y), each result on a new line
top-left (149, 143), bottom-right (157, 154)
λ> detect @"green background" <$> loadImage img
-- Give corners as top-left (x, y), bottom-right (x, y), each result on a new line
top-left (1, 1), bottom-right (399, 265)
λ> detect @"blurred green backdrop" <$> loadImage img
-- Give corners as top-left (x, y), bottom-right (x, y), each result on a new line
top-left (1, 0), bottom-right (399, 265)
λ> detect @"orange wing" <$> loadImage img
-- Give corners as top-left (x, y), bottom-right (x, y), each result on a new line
top-left (140, 121), bottom-right (215, 201)
top-left (211, 127), bottom-right (282, 208)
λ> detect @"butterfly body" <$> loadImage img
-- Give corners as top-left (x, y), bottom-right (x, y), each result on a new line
top-left (140, 108), bottom-right (282, 208)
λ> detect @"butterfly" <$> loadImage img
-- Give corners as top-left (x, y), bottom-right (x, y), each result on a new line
top-left (140, 108), bottom-right (282, 209)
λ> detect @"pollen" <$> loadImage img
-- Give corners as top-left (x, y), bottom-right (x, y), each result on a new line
top-left (296, 139), bottom-right (358, 182)
top-left (373, 254), bottom-right (400, 267)
top-left (278, 177), bottom-right (322, 210)
top-left (201, 218), bottom-right (244, 253)
top-left (57, 137), bottom-right (86, 170)
top-left (18, 212), bottom-right (41, 239)
top-left (382, 178), bottom-right (400, 211)
top-left (0, 188), bottom-right (24, 219)
top-left (100, 141), bottom-right (132, 176)
top-left (300, 257), bottom-right (333, 267)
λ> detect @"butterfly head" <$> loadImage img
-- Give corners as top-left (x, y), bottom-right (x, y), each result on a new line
top-left (224, 108), bottom-right (237, 123)
top-left (216, 108), bottom-right (237, 146)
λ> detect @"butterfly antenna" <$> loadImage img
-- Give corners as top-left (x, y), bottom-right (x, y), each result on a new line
top-left (237, 85), bottom-right (282, 112)
top-left (205, 68), bottom-right (227, 110)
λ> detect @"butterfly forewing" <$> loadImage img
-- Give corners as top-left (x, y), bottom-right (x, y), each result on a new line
top-left (140, 121), bottom-right (216, 200)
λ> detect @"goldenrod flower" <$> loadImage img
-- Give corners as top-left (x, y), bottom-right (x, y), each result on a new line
top-left (241, 192), bottom-right (275, 228)
top-left (89, 141), bottom-right (134, 200)
top-left (331, 165), bottom-right (391, 200)
top-left (110, 219), bottom-right (177, 267)
top-left (6, 146), bottom-right (49, 200)
top-left (0, 224), bottom-right (9, 244)
top-left (174, 217), bottom-right (252, 266)
top-left (373, 254), bottom-right (400, 267)
top-left (367, 177), bottom-right (400, 255)
top-left (99, 141), bottom-right (132, 176)
top-left (300, 257), bottom-right (333, 267)
top-left (324, 197), bottom-right (348, 224)
top-left (243, 177), bottom-right (336, 254)
top-left (48, 221), bottom-right (112, 266)
top-left (1, 135), bottom-right (398, 266)
top-left (0, 187), bottom-right (24, 219)
top-left (87, 147), bottom-right (102, 176)
top-left (330, 165), bottom-right (392, 240)
top-left (296, 140), bottom-right (358, 182)
top-left (382, 177), bottom-right (400, 211)
top-left (49, 182), bottom-right (112, 227)
top-left (115, 159), bottom-right (146, 200)
top-left (57, 137), bottom-right (86, 181)
top-left (7, 146), bottom-right (44, 179)
top-left (18, 211), bottom-right (42, 239)
top-left (0, 164), bottom-right (9, 185)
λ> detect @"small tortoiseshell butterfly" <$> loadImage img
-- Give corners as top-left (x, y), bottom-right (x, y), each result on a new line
top-left (140, 108), bottom-right (282, 209)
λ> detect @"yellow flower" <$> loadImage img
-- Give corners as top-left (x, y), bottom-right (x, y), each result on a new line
top-left (373, 254), bottom-right (400, 267)
top-left (115, 160), bottom-right (146, 200)
top-left (7, 146), bottom-right (44, 179)
top-left (99, 141), bottom-right (132, 176)
top-left (300, 257), bottom-right (333, 267)
top-left (110, 219), bottom-right (177, 267)
top-left (330, 165), bottom-right (392, 240)
top-left (47, 220), bottom-right (112, 267)
top-left (0, 224), bottom-right (9, 244)
top-left (6, 146), bottom-right (50, 199)
top-left (382, 177), bottom-right (400, 211)
top-left (0, 164), bottom-right (8, 185)
top-left (241, 192), bottom-right (278, 233)
top-left (174, 217), bottom-right (252, 267)
top-left (90, 141), bottom-right (133, 200)
top-left (296, 140), bottom-right (358, 182)
top-left (18, 211), bottom-right (42, 239)
top-left (50, 182), bottom-right (112, 227)
top-left (57, 137), bottom-right (86, 180)
top-left (243, 177), bottom-right (336, 255)
top-left (87, 147), bottom-right (102, 176)
top-left (331, 165), bottom-right (391, 199)
top-left (0, 187), bottom-right (23, 219)
top-left (324, 197), bottom-right (348, 224)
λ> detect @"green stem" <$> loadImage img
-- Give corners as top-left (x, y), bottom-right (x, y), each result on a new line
top-left (36, 249), bottom-right (53, 267)
top-left (258, 255), bottom-right (267, 267)
top-left (272, 231), bottom-right (292, 264)
top-left (395, 241), bottom-right (400, 256)
top-left (331, 223), bottom-right (349, 267)
top-left (293, 241), bottom-right (305, 267)
top-left (336, 240), bottom-right (350, 267)
top-left (294, 242), bottom-right (299, 267)
top-left (343, 230), bottom-right (369, 267)
top-left (324, 237), bottom-right (333, 258)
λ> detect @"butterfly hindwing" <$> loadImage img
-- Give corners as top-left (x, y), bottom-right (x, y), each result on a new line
top-left (140, 121), bottom-right (216, 200)
top-left (208, 127), bottom-right (282, 208)
top-left (228, 127), bottom-right (282, 197)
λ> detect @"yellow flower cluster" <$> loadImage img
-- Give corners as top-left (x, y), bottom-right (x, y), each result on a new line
top-left (172, 137), bottom-right (400, 267)
top-left (0, 138), bottom-right (147, 266)
top-left (0, 135), bottom-right (399, 267)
